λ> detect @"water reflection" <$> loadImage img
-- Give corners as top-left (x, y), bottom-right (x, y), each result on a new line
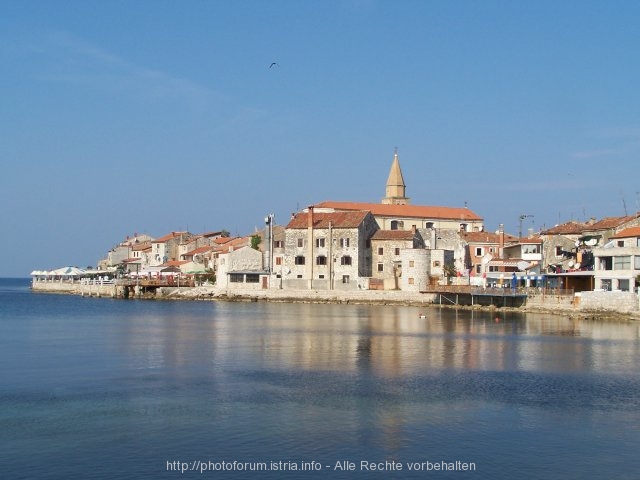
top-left (112, 303), bottom-right (640, 380)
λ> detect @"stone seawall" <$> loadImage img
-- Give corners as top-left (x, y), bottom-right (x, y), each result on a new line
top-left (31, 281), bottom-right (640, 319)
top-left (31, 281), bottom-right (118, 298)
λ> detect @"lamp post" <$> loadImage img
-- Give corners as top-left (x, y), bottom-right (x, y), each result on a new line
top-left (264, 213), bottom-right (274, 275)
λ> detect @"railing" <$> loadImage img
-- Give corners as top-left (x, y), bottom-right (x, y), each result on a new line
top-left (423, 285), bottom-right (575, 297)
top-left (116, 278), bottom-right (196, 287)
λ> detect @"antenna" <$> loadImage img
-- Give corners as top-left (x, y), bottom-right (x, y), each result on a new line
top-left (519, 214), bottom-right (534, 239)
top-left (620, 191), bottom-right (628, 215)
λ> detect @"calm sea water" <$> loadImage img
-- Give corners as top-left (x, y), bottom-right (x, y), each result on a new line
top-left (1, 278), bottom-right (639, 479)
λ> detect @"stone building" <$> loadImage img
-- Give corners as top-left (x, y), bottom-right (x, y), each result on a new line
top-left (593, 226), bottom-right (640, 292)
top-left (370, 228), bottom-right (425, 290)
top-left (282, 207), bottom-right (379, 290)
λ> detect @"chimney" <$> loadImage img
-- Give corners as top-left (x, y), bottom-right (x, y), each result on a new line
top-left (307, 205), bottom-right (314, 228)
top-left (498, 224), bottom-right (505, 257)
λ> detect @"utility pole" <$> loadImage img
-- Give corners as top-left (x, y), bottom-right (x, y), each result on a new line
top-left (519, 214), bottom-right (533, 239)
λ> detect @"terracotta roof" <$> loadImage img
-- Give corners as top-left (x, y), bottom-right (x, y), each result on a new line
top-left (514, 236), bottom-right (543, 244)
top-left (611, 226), bottom-right (640, 239)
top-left (162, 260), bottom-right (189, 267)
top-left (214, 237), bottom-right (234, 245)
top-left (154, 231), bottom-right (189, 243)
top-left (541, 221), bottom-right (587, 235)
top-left (287, 210), bottom-right (371, 229)
top-left (463, 231), bottom-right (517, 244)
top-left (184, 246), bottom-right (212, 256)
top-left (587, 214), bottom-right (640, 230)
top-left (315, 201), bottom-right (483, 221)
top-left (371, 230), bottom-right (415, 241)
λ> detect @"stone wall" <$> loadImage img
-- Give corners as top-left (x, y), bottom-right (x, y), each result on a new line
top-left (578, 291), bottom-right (639, 313)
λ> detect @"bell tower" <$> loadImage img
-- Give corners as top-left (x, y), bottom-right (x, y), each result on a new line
top-left (382, 148), bottom-right (409, 205)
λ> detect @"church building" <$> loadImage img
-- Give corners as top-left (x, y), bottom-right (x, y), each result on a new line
top-left (315, 150), bottom-right (484, 233)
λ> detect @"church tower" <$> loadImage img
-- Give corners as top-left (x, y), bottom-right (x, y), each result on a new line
top-left (382, 149), bottom-right (409, 205)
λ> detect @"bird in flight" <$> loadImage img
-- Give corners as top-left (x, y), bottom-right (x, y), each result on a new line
top-left (269, 62), bottom-right (279, 69)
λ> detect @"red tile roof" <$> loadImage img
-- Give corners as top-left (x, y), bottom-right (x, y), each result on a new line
top-left (287, 210), bottom-right (371, 229)
top-left (154, 231), bottom-right (189, 243)
top-left (587, 214), bottom-right (640, 230)
top-left (541, 221), bottom-right (587, 235)
top-left (315, 201), bottom-right (483, 221)
top-left (611, 226), bottom-right (640, 239)
top-left (371, 230), bottom-right (416, 241)
top-left (515, 236), bottom-right (543, 244)
top-left (162, 260), bottom-right (189, 267)
top-left (184, 246), bottom-right (212, 256)
top-left (463, 231), bottom-right (517, 244)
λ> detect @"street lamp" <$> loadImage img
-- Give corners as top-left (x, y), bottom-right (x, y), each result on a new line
top-left (264, 214), bottom-right (274, 274)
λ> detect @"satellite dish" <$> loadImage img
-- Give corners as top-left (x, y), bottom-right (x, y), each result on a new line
top-left (574, 262), bottom-right (581, 269)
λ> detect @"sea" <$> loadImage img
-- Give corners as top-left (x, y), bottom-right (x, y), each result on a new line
top-left (1, 277), bottom-right (639, 479)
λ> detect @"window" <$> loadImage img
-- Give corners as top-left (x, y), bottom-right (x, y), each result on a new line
top-left (635, 256), bottom-right (640, 270)
top-left (395, 248), bottom-right (400, 256)
top-left (318, 274), bottom-right (325, 279)
top-left (274, 240), bottom-right (283, 249)
top-left (245, 274), bottom-right (259, 283)
top-left (341, 256), bottom-right (352, 266)
top-left (617, 240), bottom-right (624, 247)
top-left (316, 238), bottom-right (325, 248)
top-left (489, 266), bottom-right (499, 272)
top-left (316, 256), bottom-right (327, 265)
top-left (619, 279), bottom-right (630, 292)
top-left (295, 256), bottom-right (305, 265)
top-left (475, 247), bottom-right (484, 256)
top-left (340, 238), bottom-right (350, 248)
top-left (460, 223), bottom-right (468, 232)
top-left (433, 261), bottom-right (441, 267)
top-left (555, 246), bottom-right (563, 257)
top-left (409, 261), bottom-right (414, 267)
top-left (377, 263), bottom-right (384, 272)
top-left (230, 273), bottom-right (243, 283)
top-left (342, 275), bottom-right (350, 284)
top-left (390, 220), bottom-right (404, 230)
top-left (476, 265), bottom-right (481, 274)
top-left (425, 222), bottom-right (434, 228)
top-left (378, 247), bottom-right (384, 255)
top-left (297, 274), bottom-right (303, 279)
top-left (614, 256), bottom-right (631, 270)
top-left (408, 278), bottom-right (414, 285)
top-left (275, 256), bottom-right (282, 266)
top-left (297, 238), bottom-right (304, 248)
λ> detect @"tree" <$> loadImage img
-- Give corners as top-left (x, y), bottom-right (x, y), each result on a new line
top-left (443, 262), bottom-right (457, 279)
top-left (251, 234), bottom-right (262, 250)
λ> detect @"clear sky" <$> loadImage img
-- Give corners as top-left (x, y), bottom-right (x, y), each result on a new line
top-left (2, 1), bottom-right (640, 277)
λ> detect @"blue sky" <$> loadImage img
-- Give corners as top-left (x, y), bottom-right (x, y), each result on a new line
top-left (2, 1), bottom-right (640, 276)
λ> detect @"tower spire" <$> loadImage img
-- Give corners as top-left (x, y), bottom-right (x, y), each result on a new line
top-left (382, 149), bottom-right (409, 205)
